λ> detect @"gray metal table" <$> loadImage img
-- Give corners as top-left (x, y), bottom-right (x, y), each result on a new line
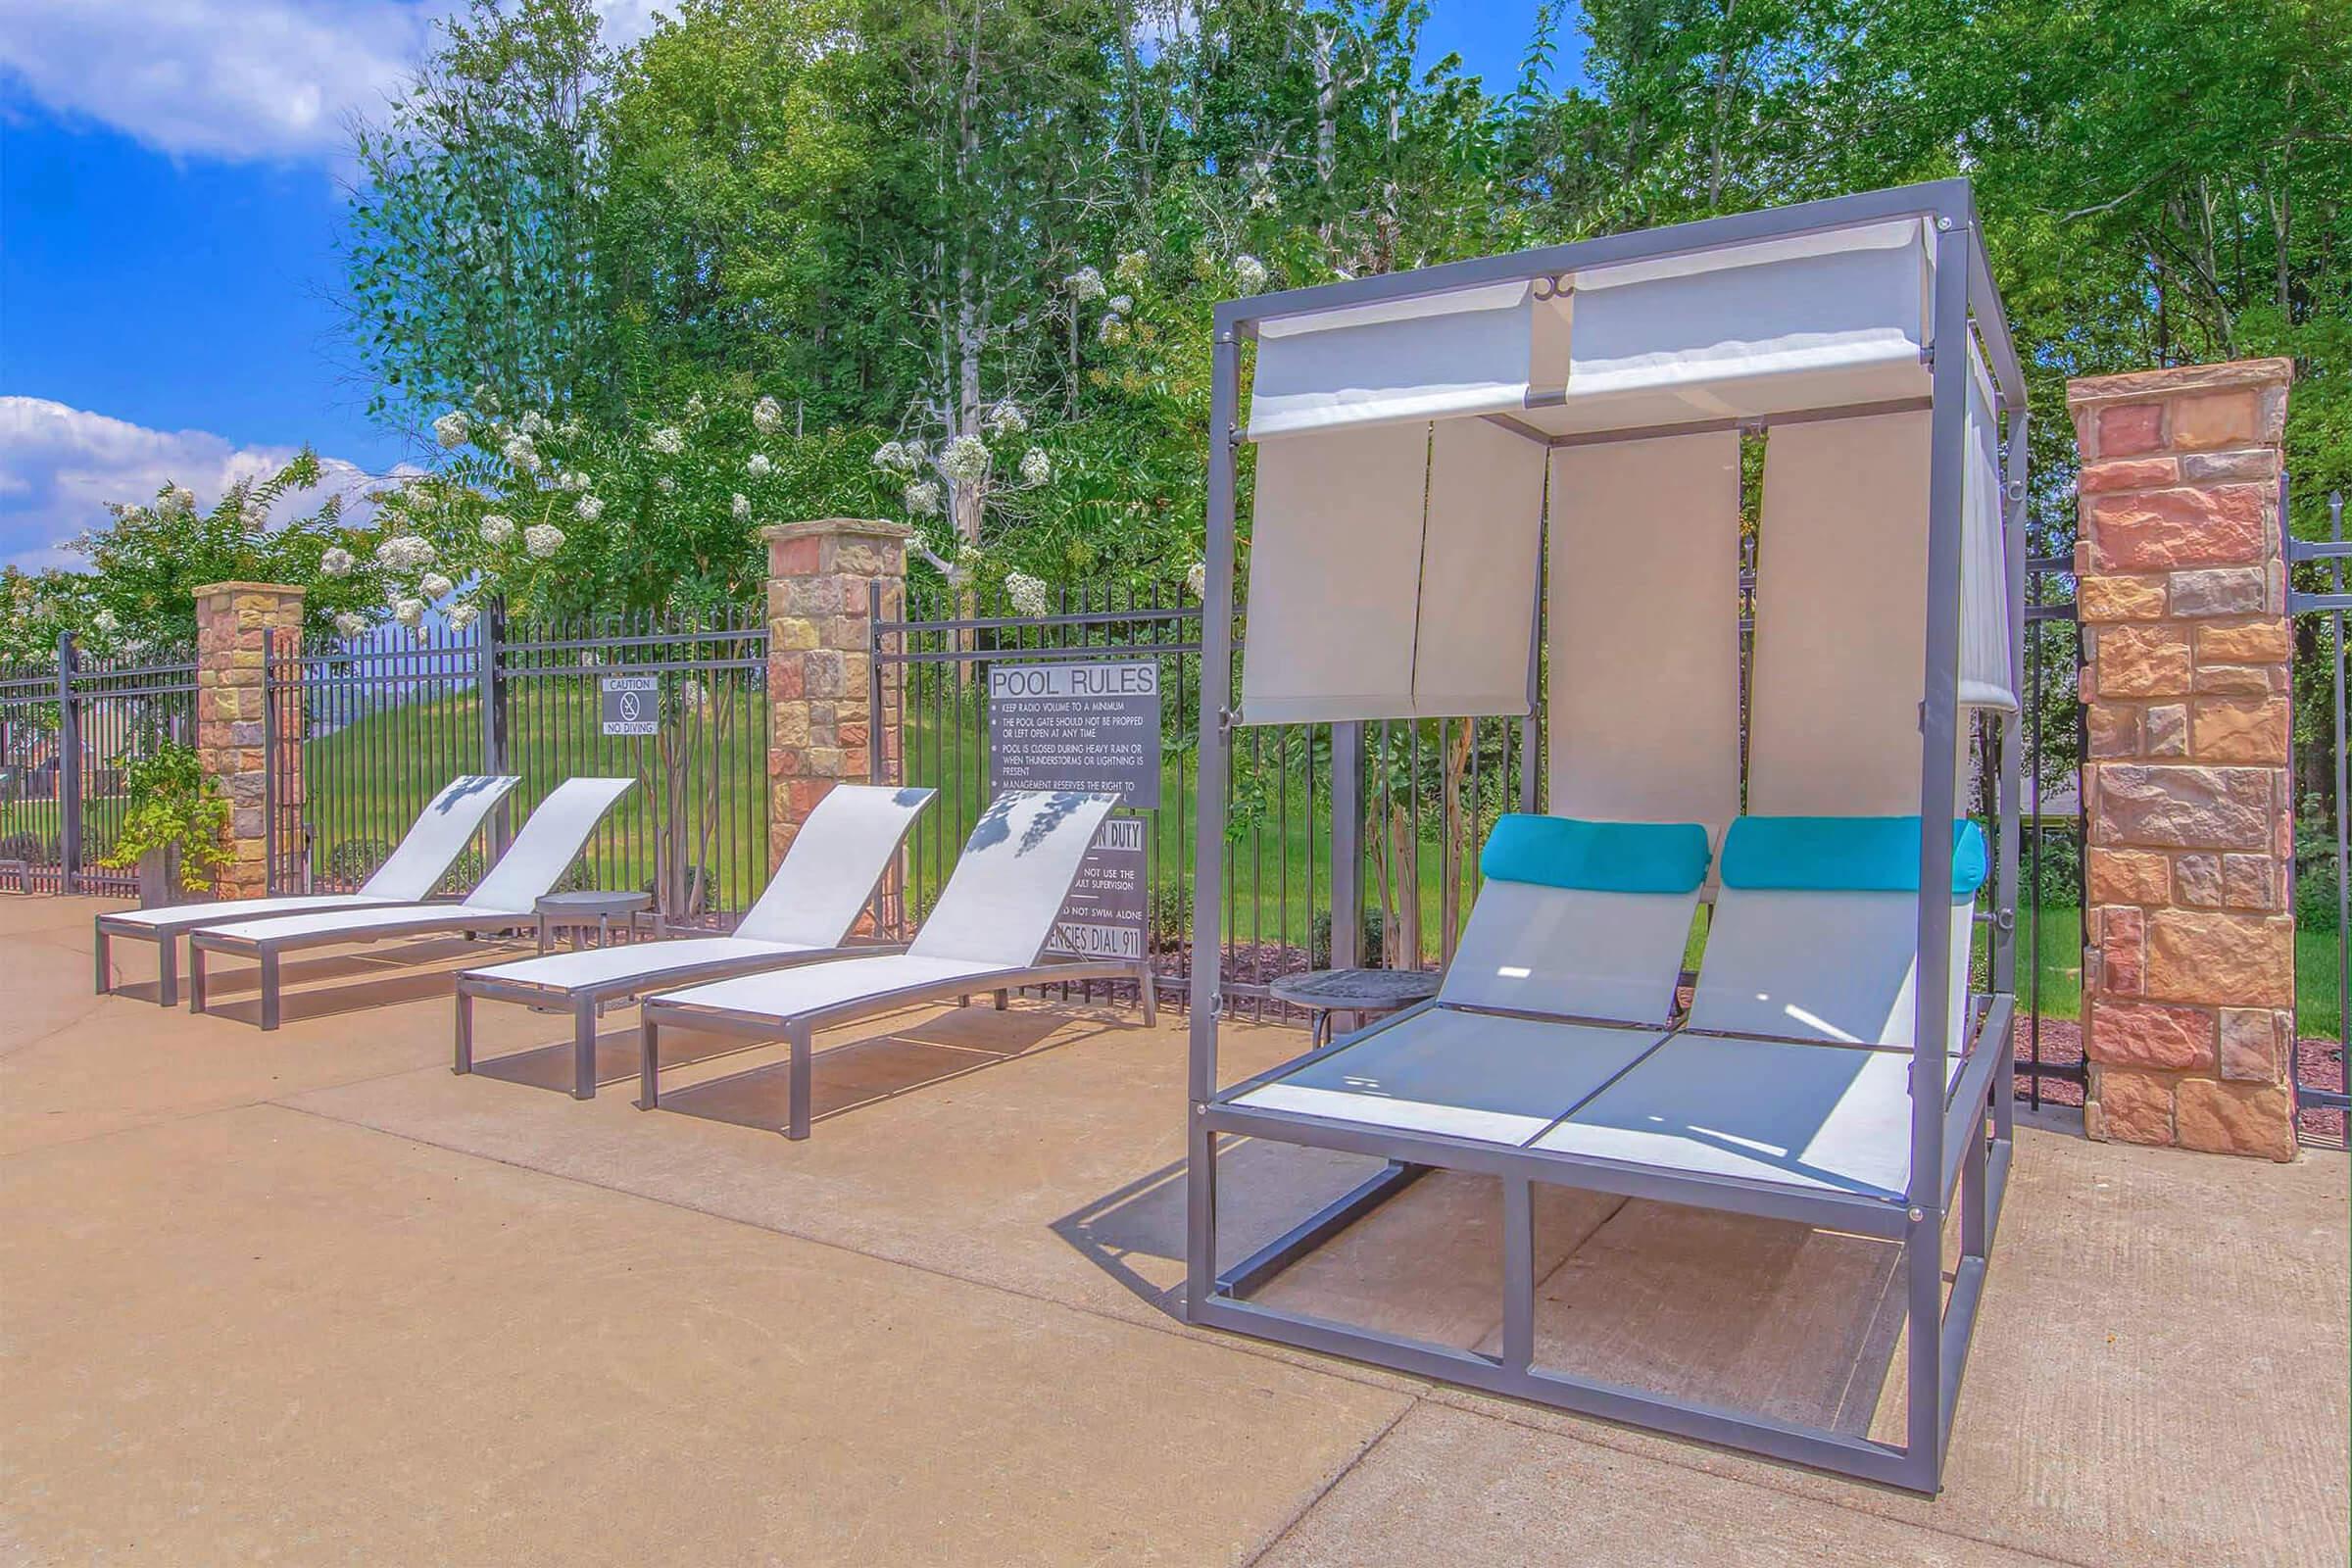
top-left (1268, 966), bottom-right (1440, 1047)
top-left (534, 891), bottom-right (653, 955)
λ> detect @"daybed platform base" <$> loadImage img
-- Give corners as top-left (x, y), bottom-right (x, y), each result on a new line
top-left (1191, 1007), bottom-right (2012, 1495)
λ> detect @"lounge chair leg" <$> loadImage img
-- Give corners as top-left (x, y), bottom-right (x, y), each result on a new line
top-left (994, 989), bottom-right (1007, 1010)
top-left (188, 945), bottom-right (208, 1014)
top-left (259, 951), bottom-right (281, 1031)
top-left (1137, 963), bottom-right (1157, 1026)
top-left (786, 1021), bottom-right (811, 1141)
top-left (94, 927), bottom-right (111, 997)
top-left (157, 936), bottom-right (177, 1008)
top-left (1501, 1177), bottom-right (1536, 1371)
top-left (453, 990), bottom-right (473, 1075)
top-left (638, 1016), bottom-right (660, 1109)
top-left (572, 997), bottom-right (598, 1101)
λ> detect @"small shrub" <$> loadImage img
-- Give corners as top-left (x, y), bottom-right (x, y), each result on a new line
top-left (1149, 879), bottom-right (1193, 946)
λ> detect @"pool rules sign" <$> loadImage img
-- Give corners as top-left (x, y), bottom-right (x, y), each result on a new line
top-left (989, 660), bottom-right (1158, 961)
top-left (987, 661), bottom-right (1159, 809)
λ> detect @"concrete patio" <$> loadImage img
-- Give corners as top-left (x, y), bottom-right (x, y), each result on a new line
top-left (4, 892), bottom-right (2345, 1566)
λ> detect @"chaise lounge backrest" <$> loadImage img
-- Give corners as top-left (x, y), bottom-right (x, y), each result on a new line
top-left (1439, 813), bottom-right (1713, 1026)
top-left (1689, 813), bottom-right (1987, 1048)
top-left (357, 775), bottom-right (521, 900)
top-left (734, 784), bottom-right (936, 948)
top-left (905, 791), bottom-right (1117, 967)
top-left (463, 777), bottom-right (637, 911)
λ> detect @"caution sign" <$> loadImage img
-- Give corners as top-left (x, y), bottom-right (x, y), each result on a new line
top-left (988, 660), bottom-right (1160, 809)
top-left (1047, 814), bottom-right (1149, 961)
top-left (600, 674), bottom-right (660, 736)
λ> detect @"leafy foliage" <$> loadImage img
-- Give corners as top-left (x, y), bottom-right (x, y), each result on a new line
top-left (94, 742), bottom-right (231, 892)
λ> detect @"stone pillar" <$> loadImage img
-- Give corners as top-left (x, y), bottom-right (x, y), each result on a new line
top-left (193, 580), bottom-right (305, 901)
top-left (761, 519), bottom-right (909, 870)
top-left (2069, 358), bottom-right (2296, 1160)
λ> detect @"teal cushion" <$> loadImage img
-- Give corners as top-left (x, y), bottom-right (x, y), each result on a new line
top-left (1719, 815), bottom-right (1988, 898)
top-left (1480, 814), bottom-right (1711, 896)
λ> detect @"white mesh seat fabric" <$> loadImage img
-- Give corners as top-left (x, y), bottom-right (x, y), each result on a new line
top-left (466, 936), bottom-right (820, 992)
top-left (650, 954), bottom-right (1000, 1021)
top-left (1237, 1012), bottom-right (1669, 1146)
top-left (1234, 814), bottom-right (1707, 1145)
top-left (645, 790), bottom-right (1113, 1022)
top-left (196, 777), bottom-right (634, 948)
top-left (102, 774), bottom-right (518, 933)
top-left (732, 785), bottom-right (935, 948)
top-left (1530, 1035), bottom-right (1969, 1200)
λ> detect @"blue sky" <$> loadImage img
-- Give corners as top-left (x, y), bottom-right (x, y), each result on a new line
top-left (0, 2), bottom-right (1585, 571)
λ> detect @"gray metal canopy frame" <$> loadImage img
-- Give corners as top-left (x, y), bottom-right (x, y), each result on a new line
top-left (1184, 179), bottom-right (2029, 1494)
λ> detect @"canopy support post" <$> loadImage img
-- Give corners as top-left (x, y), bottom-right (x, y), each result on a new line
top-left (1187, 330), bottom-right (1241, 1319)
top-left (1903, 217), bottom-right (1973, 1491)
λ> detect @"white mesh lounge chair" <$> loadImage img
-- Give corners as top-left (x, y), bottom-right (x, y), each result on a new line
top-left (93, 774), bottom-right (520, 1007)
top-left (1531, 814), bottom-right (1993, 1201)
top-left (187, 776), bottom-right (634, 1030)
top-left (1226, 814), bottom-right (1711, 1149)
top-left (453, 784), bottom-right (935, 1100)
top-left (635, 789), bottom-right (1150, 1139)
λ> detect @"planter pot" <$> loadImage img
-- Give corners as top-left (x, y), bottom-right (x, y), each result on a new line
top-left (135, 845), bottom-right (183, 909)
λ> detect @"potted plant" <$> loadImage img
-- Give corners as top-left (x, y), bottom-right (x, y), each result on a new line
top-left (99, 742), bottom-right (231, 907)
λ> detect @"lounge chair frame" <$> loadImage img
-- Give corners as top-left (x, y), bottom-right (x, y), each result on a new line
top-left (92, 774), bottom-right (519, 1007)
top-left (1185, 179), bottom-right (2029, 1494)
top-left (185, 778), bottom-right (632, 1031)
top-left (637, 956), bottom-right (1154, 1140)
top-left (454, 940), bottom-right (908, 1102)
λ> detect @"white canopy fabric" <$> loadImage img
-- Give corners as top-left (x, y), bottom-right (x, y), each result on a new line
top-left (1249, 219), bottom-right (1936, 442)
top-left (1239, 416), bottom-right (1544, 725)
top-left (1545, 430), bottom-right (1743, 831)
top-left (1247, 280), bottom-right (1573, 438)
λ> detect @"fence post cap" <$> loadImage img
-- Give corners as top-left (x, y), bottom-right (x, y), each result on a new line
top-left (759, 518), bottom-right (915, 545)
top-left (190, 580), bottom-right (308, 599)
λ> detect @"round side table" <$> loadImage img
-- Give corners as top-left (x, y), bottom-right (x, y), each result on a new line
top-left (534, 891), bottom-right (653, 955)
top-left (1267, 966), bottom-right (1441, 1048)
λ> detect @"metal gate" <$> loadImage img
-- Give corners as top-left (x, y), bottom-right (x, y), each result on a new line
top-left (266, 604), bottom-right (769, 926)
top-left (2284, 486), bottom-right (2349, 1147)
top-left (0, 636), bottom-right (198, 894)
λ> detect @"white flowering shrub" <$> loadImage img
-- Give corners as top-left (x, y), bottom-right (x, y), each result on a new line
top-left (1004, 571), bottom-right (1051, 617)
top-left (648, 425), bottom-right (685, 456)
top-left (729, 493), bottom-right (751, 521)
top-left (446, 602), bottom-right (480, 633)
top-left (941, 435), bottom-right (991, 483)
top-left (904, 479), bottom-right (943, 515)
top-left (574, 494), bottom-right (605, 522)
top-left (1063, 265), bottom-right (1105, 301)
top-left (746, 452), bottom-right (773, 478)
top-left (752, 396), bottom-right (784, 435)
top-left (333, 612), bottom-right (368, 638)
top-left (319, 547), bottom-right (354, 577)
top-left (1186, 561), bottom-right (1208, 598)
top-left (523, 523), bottom-right (566, 559)
top-left (393, 597), bottom-right (426, 627)
top-left (501, 434), bottom-right (541, 473)
top-left (434, 411), bottom-right (470, 449)
top-left (418, 571), bottom-right (455, 601)
top-left (1019, 447), bottom-right (1052, 485)
top-left (479, 513), bottom-right (516, 546)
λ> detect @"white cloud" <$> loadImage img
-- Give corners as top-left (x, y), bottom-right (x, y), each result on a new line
top-left (0, 0), bottom-right (664, 165)
top-left (0, 397), bottom-right (402, 571)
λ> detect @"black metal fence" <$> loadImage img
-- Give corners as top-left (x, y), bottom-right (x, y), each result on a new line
top-left (265, 605), bottom-right (768, 925)
top-left (0, 636), bottom-right (198, 894)
top-left (2285, 486), bottom-right (2349, 1148)
top-left (874, 560), bottom-right (2087, 1091)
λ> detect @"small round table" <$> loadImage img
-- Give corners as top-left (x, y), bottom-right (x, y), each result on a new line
top-left (1268, 967), bottom-right (1441, 1047)
top-left (534, 891), bottom-right (653, 955)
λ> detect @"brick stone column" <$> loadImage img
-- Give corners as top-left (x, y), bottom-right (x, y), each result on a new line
top-left (193, 580), bottom-right (305, 900)
top-left (761, 519), bottom-right (909, 869)
top-left (2069, 358), bottom-right (2296, 1160)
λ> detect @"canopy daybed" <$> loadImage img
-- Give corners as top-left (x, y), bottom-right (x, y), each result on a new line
top-left (1184, 180), bottom-right (2027, 1494)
